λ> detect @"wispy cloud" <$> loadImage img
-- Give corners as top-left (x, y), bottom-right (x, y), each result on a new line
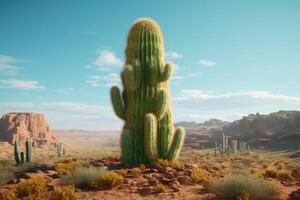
top-left (197, 59), bottom-right (216, 67)
top-left (0, 55), bottom-right (19, 76)
top-left (0, 79), bottom-right (45, 90)
top-left (86, 49), bottom-right (122, 71)
top-left (86, 73), bottom-right (120, 87)
top-left (172, 89), bottom-right (300, 122)
top-left (0, 101), bottom-right (120, 130)
top-left (55, 88), bottom-right (75, 93)
top-left (165, 51), bottom-right (183, 60)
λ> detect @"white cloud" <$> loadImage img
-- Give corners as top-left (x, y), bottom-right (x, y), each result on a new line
top-left (197, 59), bottom-right (216, 67)
top-left (87, 50), bottom-right (123, 71)
top-left (0, 79), bottom-right (45, 90)
top-left (86, 73), bottom-right (120, 87)
top-left (0, 101), bottom-right (121, 130)
top-left (165, 51), bottom-right (183, 60)
top-left (0, 55), bottom-right (19, 76)
top-left (55, 88), bottom-right (75, 93)
top-left (171, 89), bottom-right (300, 122)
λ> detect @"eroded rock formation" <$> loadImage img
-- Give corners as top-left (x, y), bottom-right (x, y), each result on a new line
top-left (0, 112), bottom-right (58, 147)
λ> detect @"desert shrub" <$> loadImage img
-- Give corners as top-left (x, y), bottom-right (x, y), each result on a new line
top-left (264, 168), bottom-right (293, 181)
top-left (49, 185), bottom-right (77, 200)
top-left (156, 183), bottom-right (167, 193)
top-left (237, 191), bottom-right (250, 200)
top-left (130, 168), bottom-right (141, 177)
top-left (15, 176), bottom-right (47, 200)
top-left (264, 168), bottom-right (278, 178)
top-left (89, 171), bottom-right (123, 190)
top-left (61, 166), bottom-right (106, 187)
top-left (54, 158), bottom-right (79, 175)
top-left (1, 189), bottom-right (17, 200)
top-left (190, 167), bottom-right (212, 187)
top-left (277, 170), bottom-right (293, 181)
top-left (169, 160), bottom-right (184, 169)
top-left (209, 174), bottom-right (280, 200)
top-left (156, 159), bottom-right (169, 167)
top-left (114, 169), bottom-right (128, 176)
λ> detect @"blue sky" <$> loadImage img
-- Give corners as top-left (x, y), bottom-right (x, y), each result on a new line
top-left (0, 0), bottom-right (300, 130)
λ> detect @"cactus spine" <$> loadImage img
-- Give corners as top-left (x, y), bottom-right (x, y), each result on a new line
top-left (110, 18), bottom-right (185, 165)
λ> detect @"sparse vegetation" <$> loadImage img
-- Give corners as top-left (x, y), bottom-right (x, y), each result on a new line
top-left (209, 174), bottom-right (280, 200)
top-left (49, 185), bottom-right (78, 200)
top-left (89, 171), bottom-right (123, 190)
top-left (130, 167), bottom-right (141, 177)
top-left (61, 166), bottom-right (106, 187)
top-left (11, 176), bottom-right (47, 200)
top-left (54, 158), bottom-right (79, 175)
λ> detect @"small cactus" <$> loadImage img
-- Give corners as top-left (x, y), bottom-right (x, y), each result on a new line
top-left (13, 141), bottom-right (21, 165)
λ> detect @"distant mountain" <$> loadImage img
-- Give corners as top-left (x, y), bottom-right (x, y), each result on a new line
top-left (180, 111), bottom-right (300, 151)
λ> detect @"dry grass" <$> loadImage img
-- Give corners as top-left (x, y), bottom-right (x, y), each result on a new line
top-left (54, 158), bottom-right (79, 175)
top-left (61, 166), bottom-right (106, 187)
top-left (49, 185), bottom-right (78, 200)
top-left (209, 174), bottom-right (281, 200)
top-left (89, 171), bottom-right (123, 190)
top-left (130, 168), bottom-right (141, 178)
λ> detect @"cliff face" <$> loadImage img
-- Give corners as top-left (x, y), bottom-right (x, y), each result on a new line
top-left (0, 112), bottom-right (58, 147)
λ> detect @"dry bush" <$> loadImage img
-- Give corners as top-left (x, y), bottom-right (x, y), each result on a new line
top-left (169, 160), bottom-right (184, 169)
top-left (156, 159), bottom-right (169, 167)
top-left (264, 168), bottom-right (293, 181)
top-left (190, 167), bottom-right (213, 187)
top-left (1, 189), bottom-right (17, 200)
top-left (89, 171), bottom-right (123, 190)
top-left (49, 185), bottom-right (78, 200)
top-left (114, 169), bottom-right (128, 176)
top-left (54, 158), bottom-right (79, 175)
top-left (209, 174), bottom-right (280, 200)
top-left (14, 176), bottom-right (47, 200)
top-left (130, 168), bottom-right (141, 177)
top-left (237, 191), bottom-right (250, 200)
top-left (61, 166), bottom-right (106, 187)
top-left (156, 183), bottom-right (167, 193)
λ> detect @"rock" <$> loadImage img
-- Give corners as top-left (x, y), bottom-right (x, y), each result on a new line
top-left (161, 178), bottom-right (177, 184)
top-left (168, 181), bottom-right (181, 192)
top-left (177, 176), bottom-right (192, 185)
top-left (147, 177), bottom-right (160, 186)
top-left (139, 186), bottom-right (158, 194)
top-left (0, 113), bottom-right (58, 147)
top-left (289, 189), bottom-right (300, 200)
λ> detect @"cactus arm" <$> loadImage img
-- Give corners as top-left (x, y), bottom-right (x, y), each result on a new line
top-left (155, 89), bottom-right (168, 120)
top-left (158, 124), bottom-right (171, 158)
top-left (110, 86), bottom-right (125, 120)
top-left (144, 113), bottom-right (159, 161)
top-left (120, 128), bottom-right (134, 164)
top-left (122, 64), bottom-right (137, 92)
top-left (159, 62), bottom-right (172, 82)
top-left (166, 127), bottom-right (185, 160)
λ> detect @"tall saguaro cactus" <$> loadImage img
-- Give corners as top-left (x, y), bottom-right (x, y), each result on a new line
top-left (110, 18), bottom-right (185, 165)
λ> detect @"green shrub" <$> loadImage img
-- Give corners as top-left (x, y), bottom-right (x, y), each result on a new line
top-left (209, 174), bottom-right (280, 200)
top-left (49, 185), bottom-right (78, 200)
top-left (61, 166), bottom-right (106, 186)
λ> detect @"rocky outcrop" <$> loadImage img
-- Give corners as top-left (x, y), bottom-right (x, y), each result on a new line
top-left (0, 112), bottom-right (58, 147)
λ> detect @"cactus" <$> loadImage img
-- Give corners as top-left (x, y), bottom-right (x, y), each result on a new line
top-left (57, 142), bottom-right (62, 157)
top-left (25, 138), bottom-right (31, 162)
top-left (13, 141), bottom-right (21, 165)
top-left (110, 18), bottom-right (185, 165)
top-left (20, 152), bottom-right (25, 164)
